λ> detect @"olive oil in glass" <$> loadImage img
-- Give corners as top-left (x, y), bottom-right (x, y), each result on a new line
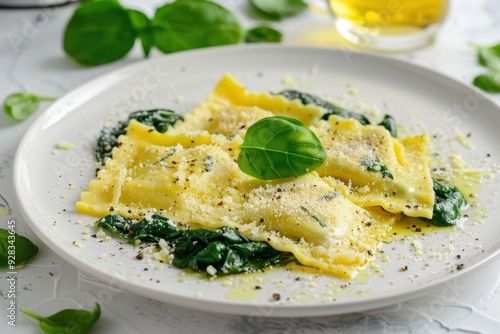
top-left (329, 0), bottom-right (448, 51)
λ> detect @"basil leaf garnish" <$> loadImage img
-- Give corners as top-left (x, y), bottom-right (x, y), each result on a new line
top-left (64, 1), bottom-right (137, 66)
top-left (470, 43), bottom-right (500, 93)
top-left (250, 0), bottom-right (307, 21)
top-left (0, 229), bottom-right (38, 269)
top-left (21, 303), bottom-right (101, 334)
top-left (238, 116), bottom-right (327, 180)
top-left (426, 178), bottom-right (468, 227)
top-left (152, 0), bottom-right (242, 54)
top-left (471, 43), bottom-right (500, 71)
top-left (245, 26), bottom-right (283, 43)
top-left (63, 0), bottom-right (243, 66)
top-left (473, 72), bottom-right (500, 93)
top-left (4, 92), bottom-right (56, 122)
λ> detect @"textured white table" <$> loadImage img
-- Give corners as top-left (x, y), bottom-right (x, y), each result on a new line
top-left (1, 1), bottom-right (499, 333)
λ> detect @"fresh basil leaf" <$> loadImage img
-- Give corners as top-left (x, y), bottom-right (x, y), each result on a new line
top-left (473, 72), bottom-right (500, 93)
top-left (4, 92), bottom-right (56, 122)
top-left (426, 178), bottom-right (468, 227)
top-left (21, 303), bottom-right (101, 334)
top-left (0, 229), bottom-right (38, 269)
top-left (96, 109), bottom-right (183, 164)
top-left (95, 214), bottom-right (295, 275)
top-left (238, 116), bottom-right (327, 180)
top-left (378, 114), bottom-right (397, 137)
top-left (128, 9), bottom-right (153, 57)
top-left (152, 0), bottom-right (242, 54)
top-left (245, 26), bottom-right (282, 43)
top-left (250, 0), bottom-right (307, 21)
top-left (471, 43), bottom-right (500, 71)
top-left (277, 90), bottom-right (371, 125)
top-left (63, 1), bottom-right (137, 66)
top-left (360, 155), bottom-right (394, 179)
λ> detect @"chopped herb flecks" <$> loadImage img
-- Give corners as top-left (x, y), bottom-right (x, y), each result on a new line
top-left (320, 191), bottom-right (341, 201)
top-left (300, 206), bottom-right (327, 228)
top-left (360, 155), bottom-right (394, 179)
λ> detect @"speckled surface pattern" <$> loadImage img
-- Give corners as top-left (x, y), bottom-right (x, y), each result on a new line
top-left (1, 1), bottom-right (499, 333)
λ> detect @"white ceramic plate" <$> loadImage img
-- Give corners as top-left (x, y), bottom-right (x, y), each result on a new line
top-left (0, 0), bottom-right (77, 8)
top-left (13, 45), bottom-right (500, 317)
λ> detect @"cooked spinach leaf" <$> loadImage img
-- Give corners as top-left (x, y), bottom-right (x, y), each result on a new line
top-left (96, 214), bottom-right (182, 245)
top-left (277, 90), bottom-right (371, 125)
top-left (378, 114), bottom-right (397, 137)
top-left (96, 214), bottom-right (295, 275)
top-left (277, 90), bottom-right (399, 137)
top-left (21, 303), bottom-right (100, 334)
top-left (0, 229), bottom-right (38, 269)
top-left (129, 109), bottom-right (183, 133)
top-left (426, 178), bottom-right (468, 227)
top-left (95, 123), bottom-right (127, 165)
top-left (360, 155), bottom-right (394, 179)
top-left (96, 109), bottom-right (183, 164)
top-left (238, 116), bottom-right (327, 180)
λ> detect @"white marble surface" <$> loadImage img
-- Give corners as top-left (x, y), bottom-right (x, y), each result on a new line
top-left (0, 0), bottom-right (499, 333)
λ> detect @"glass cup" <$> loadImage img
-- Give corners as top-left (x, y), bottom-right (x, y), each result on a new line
top-left (328, 0), bottom-right (449, 52)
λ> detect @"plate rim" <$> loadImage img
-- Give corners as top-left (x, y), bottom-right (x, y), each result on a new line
top-left (12, 44), bottom-right (500, 317)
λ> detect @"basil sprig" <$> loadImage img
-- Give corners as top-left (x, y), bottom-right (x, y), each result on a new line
top-left (64, 0), bottom-right (243, 66)
top-left (4, 92), bottom-right (56, 122)
top-left (378, 114), bottom-right (397, 138)
top-left (427, 178), bottom-right (468, 227)
top-left (0, 229), bottom-right (38, 269)
top-left (471, 43), bottom-right (500, 93)
top-left (96, 214), bottom-right (295, 275)
top-left (96, 109), bottom-right (183, 164)
top-left (238, 116), bottom-right (327, 180)
top-left (21, 303), bottom-right (101, 334)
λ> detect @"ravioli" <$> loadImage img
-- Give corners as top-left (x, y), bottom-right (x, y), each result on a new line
top-left (313, 117), bottom-right (434, 218)
top-left (77, 74), bottom-right (434, 279)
